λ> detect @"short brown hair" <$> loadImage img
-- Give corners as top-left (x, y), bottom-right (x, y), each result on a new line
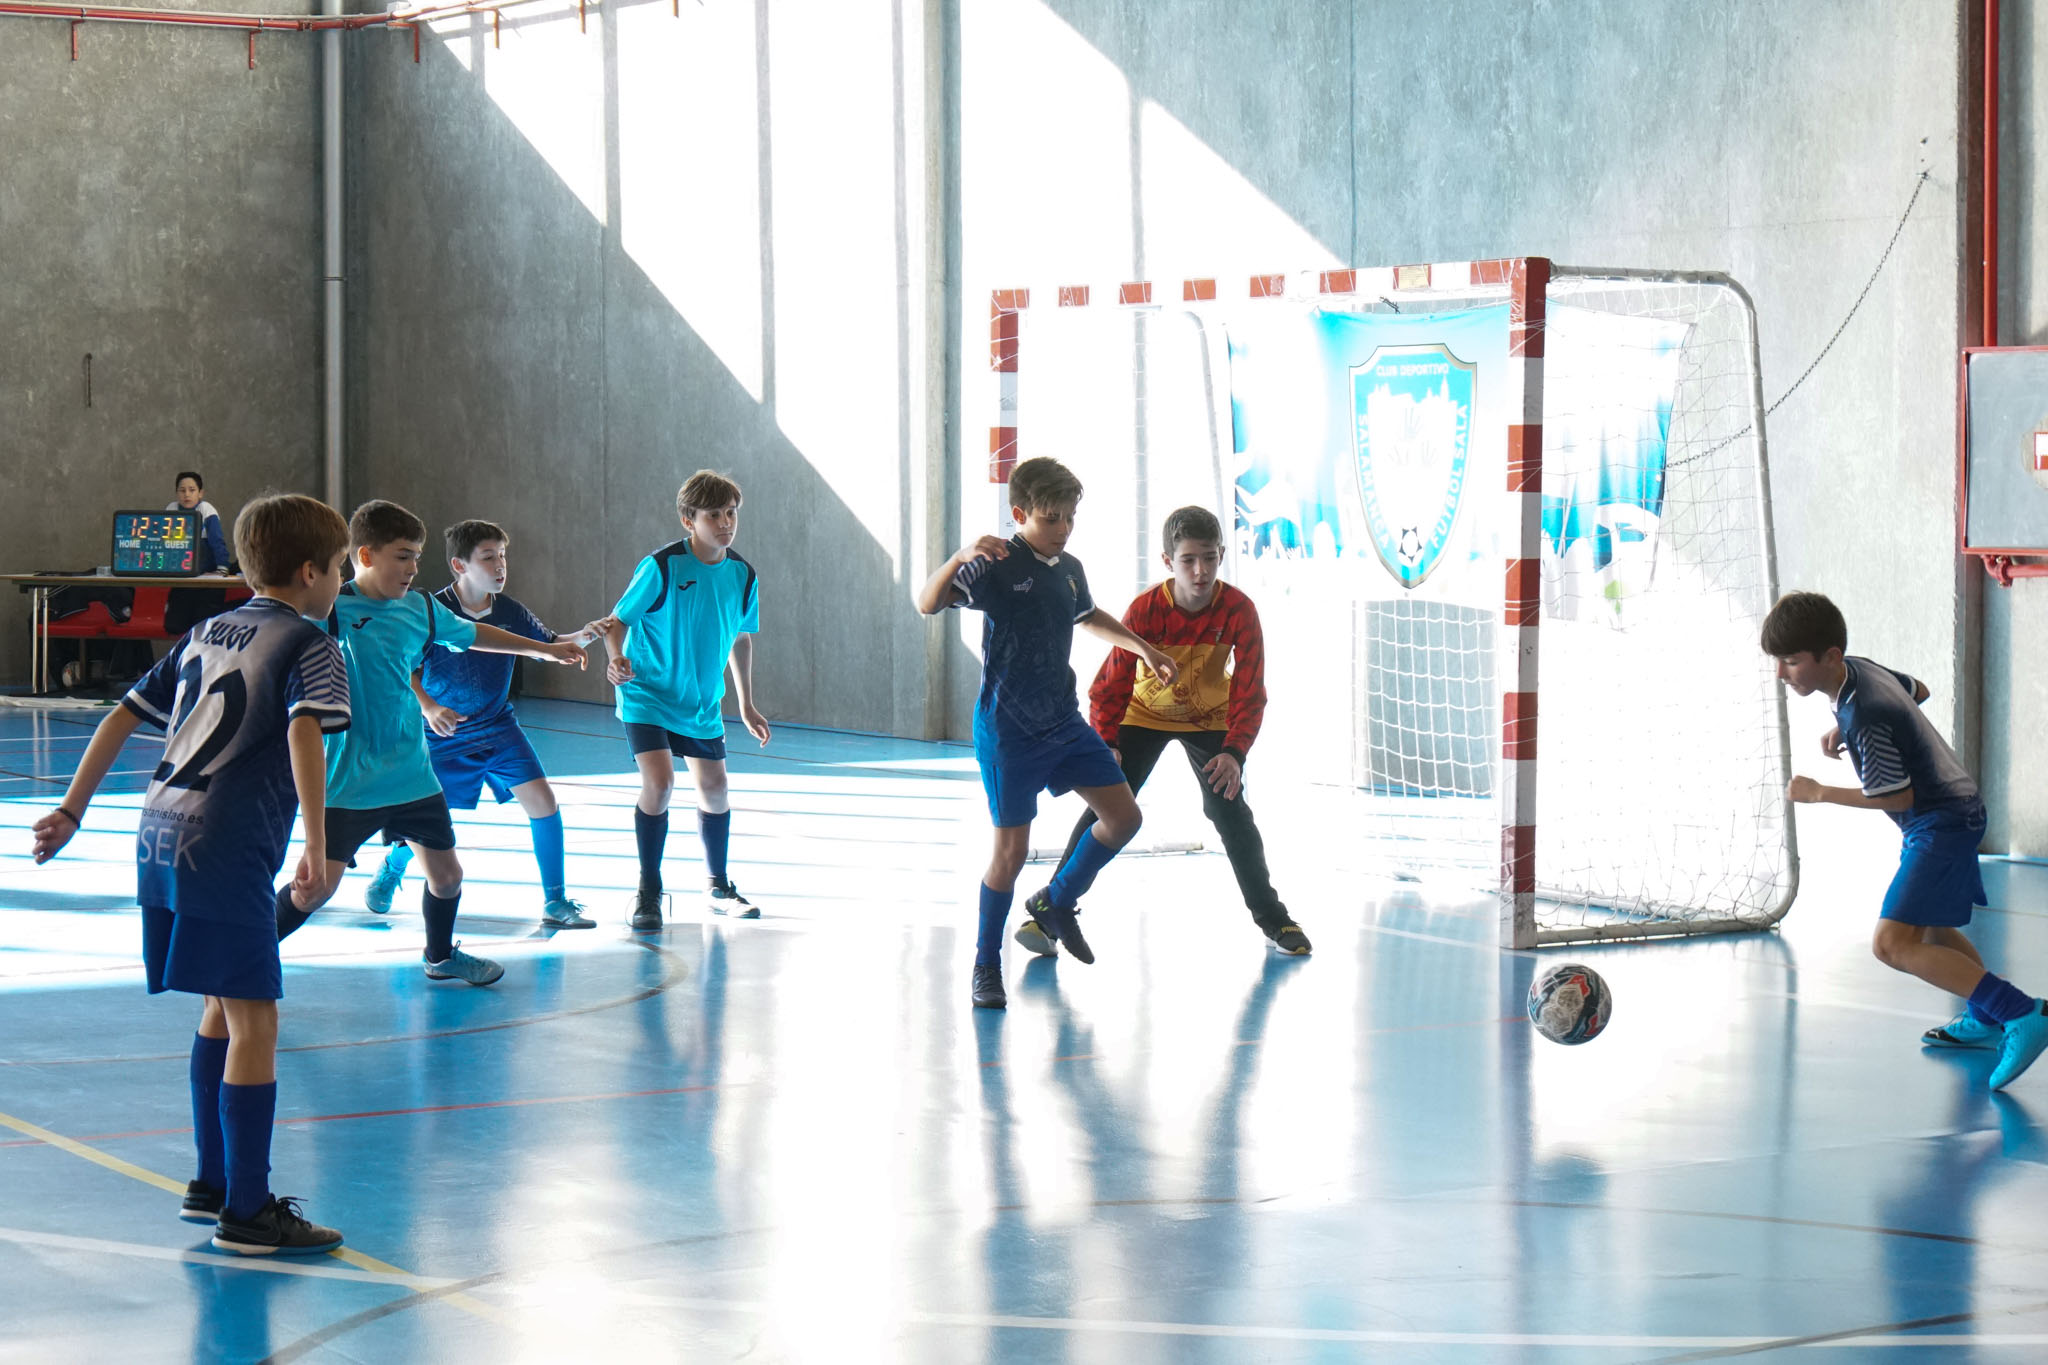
top-left (349, 499), bottom-right (427, 552)
top-left (1008, 457), bottom-right (1083, 512)
top-left (1162, 505), bottom-right (1223, 551)
top-left (678, 470), bottom-right (743, 518)
top-left (235, 493), bottom-right (350, 589)
top-left (1759, 590), bottom-right (1847, 657)
top-left (446, 519), bottom-right (509, 562)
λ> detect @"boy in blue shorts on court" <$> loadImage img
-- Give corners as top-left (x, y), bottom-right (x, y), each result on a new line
top-left (34, 493), bottom-right (354, 1254)
top-left (1765, 590), bottom-right (2048, 1089)
top-left (363, 519), bottom-right (606, 930)
top-left (602, 470), bottom-right (773, 932)
top-left (273, 501), bottom-right (589, 984)
top-left (916, 456), bottom-right (1177, 1009)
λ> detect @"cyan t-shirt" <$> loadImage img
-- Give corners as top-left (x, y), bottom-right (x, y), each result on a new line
top-left (324, 584), bottom-right (479, 809)
top-left (612, 539), bottom-right (760, 740)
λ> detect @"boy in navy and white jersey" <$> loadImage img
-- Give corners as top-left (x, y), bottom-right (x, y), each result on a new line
top-left (362, 519), bottom-right (606, 929)
top-left (1765, 590), bottom-right (2048, 1089)
top-left (172, 469), bottom-right (232, 572)
top-left (34, 493), bottom-right (354, 1255)
top-left (916, 457), bottom-right (1177, 1009)
top-left (271, 501), bottom-right (589, 986)
top-left (601, 470), bottom-right (772, 931)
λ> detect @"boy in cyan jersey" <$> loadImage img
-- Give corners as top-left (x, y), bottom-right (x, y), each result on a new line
top-left (364, 519), bottom-right (606, 930)
top-left (273, 500), bottom-right (588, 985)
top-left (1766, 590), bottom-right (2048, 1090)
top-left (35, 493), bottom-right (353, 1254)
top-left (601, 470), bottom-right (772, 932)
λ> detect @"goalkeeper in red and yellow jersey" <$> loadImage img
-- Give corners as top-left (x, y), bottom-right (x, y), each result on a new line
top-left (1058, 505), bottom-right (1309, 955)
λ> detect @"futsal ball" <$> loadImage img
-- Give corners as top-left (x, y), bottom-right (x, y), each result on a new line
top-left (1527, 963), bottom-right (1612, 1045)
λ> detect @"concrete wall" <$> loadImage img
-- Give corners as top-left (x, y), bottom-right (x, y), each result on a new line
top-left (0, 8), bottom-right (322, 685)
top-left (347, 0), bottom-right (955, 738)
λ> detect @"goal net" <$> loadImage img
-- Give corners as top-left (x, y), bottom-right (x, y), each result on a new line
top-left (986, 262), bottom-right (1798, 946)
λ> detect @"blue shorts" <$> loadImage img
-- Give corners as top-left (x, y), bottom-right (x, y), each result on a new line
top-left (142, 905), bottom-right (282, 1000)
top-left (624, 722), bottom-right (726, 761)
top-left (429, 718), bottom-right (548, 811)
top-left (1880, 806), bottom-right (1988, 928)
top-left (975, 711), bottom-right (1127, 828)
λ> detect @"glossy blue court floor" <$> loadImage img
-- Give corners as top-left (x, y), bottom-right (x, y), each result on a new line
top-left (4, 699), bottom-right (2048, 1362)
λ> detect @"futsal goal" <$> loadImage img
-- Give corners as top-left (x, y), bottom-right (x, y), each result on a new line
top-left (984, 260), bottom-right (1798, 948)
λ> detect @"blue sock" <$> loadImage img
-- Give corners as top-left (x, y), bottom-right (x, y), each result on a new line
top-left (699, 810), bottom-right (732, 885)
top-left (189, 1034), bottom-right (228, 1190)
top-left (1969, 972), bottom-right (2036, 1025)
top-left (386, 841), bottom-right (414, 875)
top-left (530, 812), bottom-right (567, 903)
top-left (634, 808), bottom-right (669, 893)
top-left (976, 883), bottom-right (1013, 967)
top-left (219, 1081), bottom-right (276, 1222)
top-left (1046, 828), bottom-right (1119, 910)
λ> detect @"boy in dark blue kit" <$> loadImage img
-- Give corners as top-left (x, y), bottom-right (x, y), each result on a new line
top-left (1765, 591), bottom-right (2048, 1089)
top-left (916, 457), bottom-right (1177, 1008)
top-left (33, 493), bottom-right (354, 1253)
top-left (363, 519), bottom-right (606, 929)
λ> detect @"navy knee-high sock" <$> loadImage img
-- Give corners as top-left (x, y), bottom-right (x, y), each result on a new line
top-left (634, 808), bottom-right (669, 893)
top-left (189, 1034), bottom-right (228, 1190)
top-left (219, 1081), bottom-right (276, 1222)
top-left (273, 883), bottom-right (312, 940)
top-left (1046, 828), bottom-right (1119, 910)
top-left (976, 883), bottom-right (1013, 968)
top-left (422, 888), bottom-right (459, 962)
top-left (698, 810), bottom-right (731, 885)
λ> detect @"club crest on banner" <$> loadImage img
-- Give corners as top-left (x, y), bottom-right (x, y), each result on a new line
top-left (1350, 343), bottom-right (1475, 588)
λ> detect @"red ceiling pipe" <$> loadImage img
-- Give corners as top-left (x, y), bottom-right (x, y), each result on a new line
top-left (0, 0), bottom-right (585, 36)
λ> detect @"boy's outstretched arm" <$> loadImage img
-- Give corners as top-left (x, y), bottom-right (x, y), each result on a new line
top-left (916, 536), bottom-right (1011, 615)
top-left (727, 635), bottom-right (771, 745)
top-left (31, 706), bottom-right (146, 863)
top-left (1787, 776), bottom-right (1915, 813)
top-left (1078, 607), bottom-right (1179, 686)
top-left (469, 621), bottom-right (587, 668)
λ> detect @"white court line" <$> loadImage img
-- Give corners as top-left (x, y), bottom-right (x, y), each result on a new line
top-left (0, 1225), bottom-right (457, 1290)
top-left (595, 1293), bottom-right (2048, 1347)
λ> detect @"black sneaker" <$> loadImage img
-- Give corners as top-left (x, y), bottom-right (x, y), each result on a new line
top-left (707, 880), bottom-right (759, 918)
top-left (179, 1180), bottom-right (224, 1224)
top-left (1024, 888), bottom-right (1093, 965)
top-left (971, 963), bottom-right (1007, 1009)
top-left (211, 1195), bottom-right (343, 1256)
top-left (630, 887), bottom-right (664, 932)
top-left (1264, 922), bottom-right (1312, 956)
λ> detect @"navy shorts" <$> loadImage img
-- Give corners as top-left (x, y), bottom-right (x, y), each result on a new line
top-left (429, 718), bottom-right (548, 811)
top-left (325, 794), bottom-right (458, 867)
top-left (975, 711), bottom-right (1127, 828)
top-left (142, 905), bottom-right (282, 1000)
top-left (624, 722), bottom-right (726, 761)
top-left (1880, 805), bottom-right (1988, 928)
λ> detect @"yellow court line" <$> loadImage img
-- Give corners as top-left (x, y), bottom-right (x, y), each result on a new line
top-left (0, 1106), bottom-right (507, 1324)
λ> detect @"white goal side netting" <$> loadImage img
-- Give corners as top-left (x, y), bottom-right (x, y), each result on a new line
top-left (992, 265), bottom-right (1797, 946)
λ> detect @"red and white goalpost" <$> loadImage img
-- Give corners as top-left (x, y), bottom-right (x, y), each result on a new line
top-left (984, 258), bottom-right (1798, 948)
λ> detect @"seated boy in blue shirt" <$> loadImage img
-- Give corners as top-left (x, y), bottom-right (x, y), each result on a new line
top-left (34, 493), bottom-right (354, 1254)
top-left (272, 500), bottom-right (588, 985)
top-left (363, 519), bottom-right (606, 930)
top-left (1766, 590), bottom-right (2048, 1089)
top-left (916, 456), bottom-right (1177, 1009)
top-left (172, 470), bottom-right (232, 573)
top-left (601, 470), bottom-right (772, 931)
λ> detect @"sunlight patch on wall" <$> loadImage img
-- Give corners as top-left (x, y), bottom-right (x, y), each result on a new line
top-left (473, 3), bottom-right (607, 222)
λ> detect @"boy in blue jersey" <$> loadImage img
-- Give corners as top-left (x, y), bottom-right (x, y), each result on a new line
top-left (362, 519), bottom-right (606, 930)
top-left (272, 501), bottom-right (589, 984)
top-left (601, 470), bottom-right (772, 931)
top-left (172, 470), bottom-right (232, 573)
top-left (915, 457), bottom-right (1178, 1009)
top-left (34, 493), bottom-right (354, 1254)
top-left (1765, 591), bottom-right (2048, 1089)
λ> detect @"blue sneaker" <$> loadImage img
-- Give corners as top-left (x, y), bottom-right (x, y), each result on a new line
top-left (363, 847), bottom-right (409, 916)
top-left (1924, 1013), bottom-right (2000, 1050)
top-left (422, 943), bottom-right (504, 986)
top-left (1990, 1001), bottom-right (2048, 1090)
